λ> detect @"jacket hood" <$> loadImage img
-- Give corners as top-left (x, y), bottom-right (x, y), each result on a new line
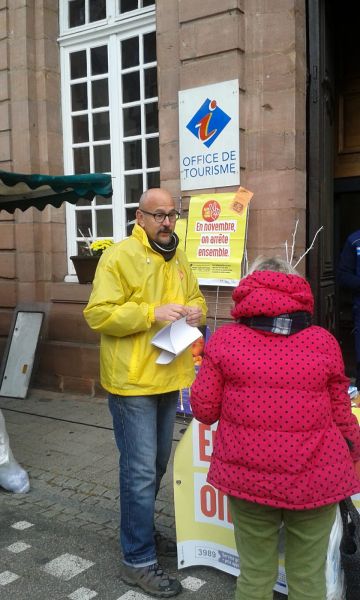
top-left (231, 271), bottom-right (314, 320)
top-left (132, 222), bottom-right (151, 247)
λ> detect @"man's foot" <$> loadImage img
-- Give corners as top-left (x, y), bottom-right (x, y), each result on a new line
top-left (121, 562), bottom-right (182, 597)
top-left (155, 531), bottom-right (177, 557)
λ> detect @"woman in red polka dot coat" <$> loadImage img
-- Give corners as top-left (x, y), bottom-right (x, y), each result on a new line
top-left (191, 256), bottom-right (360, 600)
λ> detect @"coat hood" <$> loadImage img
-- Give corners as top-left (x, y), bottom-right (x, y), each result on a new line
top-left (231, 271), bottom-right (314, 320)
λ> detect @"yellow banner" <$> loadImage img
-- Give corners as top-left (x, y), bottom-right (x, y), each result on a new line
top-left (185, 189), bottom-right (252, 286)
top-left (174, 420), bottom-right (240, 573)
top-left (175, 218), bottom-right (188, 252)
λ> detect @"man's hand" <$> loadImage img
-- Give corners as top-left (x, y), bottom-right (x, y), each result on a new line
top-left (154, 304), bottom-right (187, 322)
top-left (185, 306), bottom-right (203, 327)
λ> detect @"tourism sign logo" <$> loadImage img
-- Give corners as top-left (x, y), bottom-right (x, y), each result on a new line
top-left (186, 99), bottom-right (231, 148)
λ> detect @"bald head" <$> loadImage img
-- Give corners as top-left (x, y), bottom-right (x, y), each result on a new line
top-left (138, 188), bottom-right (174, 211)
top-left (136, 188), bottom-right (178, 245)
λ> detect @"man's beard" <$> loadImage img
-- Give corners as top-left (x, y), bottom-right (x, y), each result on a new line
top-left (147, 231), bottom-right (179, 261)
top-left (157, 228), bottom-right (172, 244)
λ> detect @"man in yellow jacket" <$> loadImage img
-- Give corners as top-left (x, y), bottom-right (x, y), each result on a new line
top-left (84, 188), bottom-right (206, 597)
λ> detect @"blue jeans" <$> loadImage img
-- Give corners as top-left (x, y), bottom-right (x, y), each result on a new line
top-left (108, 392), bottom-right (178, 566)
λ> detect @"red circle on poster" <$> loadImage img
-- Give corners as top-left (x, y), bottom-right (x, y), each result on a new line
top-left (202, 200), bottom-right (221, 222)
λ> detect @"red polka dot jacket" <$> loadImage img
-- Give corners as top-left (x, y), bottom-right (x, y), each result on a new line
top-left (191, 271), bottom-right (360, 509)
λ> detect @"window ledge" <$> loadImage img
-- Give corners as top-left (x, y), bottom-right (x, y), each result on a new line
top-left (50, 281), bottom-right (92, 304)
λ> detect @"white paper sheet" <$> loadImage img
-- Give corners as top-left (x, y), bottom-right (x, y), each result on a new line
top-left (151, 317), bottom-right (202, 364)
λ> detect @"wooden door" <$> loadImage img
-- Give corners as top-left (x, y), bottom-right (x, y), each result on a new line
top-left (307, 0), bottom-right (336, 331)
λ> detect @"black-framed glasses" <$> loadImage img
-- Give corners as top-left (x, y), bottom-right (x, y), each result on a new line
top-left (139, 209), bottom-right (180, 223)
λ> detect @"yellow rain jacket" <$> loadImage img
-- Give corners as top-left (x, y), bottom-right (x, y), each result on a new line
top-left (83, 224), bottom-right (207, 396)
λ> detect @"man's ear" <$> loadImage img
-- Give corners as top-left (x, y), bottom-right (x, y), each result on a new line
top-left (136, 208), bottom-right (144, 227)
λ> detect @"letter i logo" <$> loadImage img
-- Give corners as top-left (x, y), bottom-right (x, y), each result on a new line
top-left (196, 100), bottom-right (217, 143)
top-left (187, 98), bottom-right (231, 148)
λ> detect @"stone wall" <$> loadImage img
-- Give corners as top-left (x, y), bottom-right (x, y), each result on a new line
top-left (0, 1), bottom-right (68, 384)
top-left (0, 0), bottom-right (308, 396)
top-left (0, 0), bottom-right (16, 354)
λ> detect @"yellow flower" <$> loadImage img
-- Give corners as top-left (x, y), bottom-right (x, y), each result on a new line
top-left (89, 239), bottom-right (114, 255)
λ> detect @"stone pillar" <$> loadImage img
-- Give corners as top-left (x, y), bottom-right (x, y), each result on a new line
top-left (245, 0), bottom-right (307, 269)
top-left (0, 1), bottom-right (17, 355)
top-left (7, 0), bottom-right (66, 305)
top-left (156, 0), bottom-right (181, 199)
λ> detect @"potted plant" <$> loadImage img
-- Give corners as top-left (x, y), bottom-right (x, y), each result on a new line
top-left (70, 233), bottom-right (114, 284)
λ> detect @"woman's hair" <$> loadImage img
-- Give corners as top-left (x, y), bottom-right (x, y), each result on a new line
top-left (247, 256), bottom-right (300, 276)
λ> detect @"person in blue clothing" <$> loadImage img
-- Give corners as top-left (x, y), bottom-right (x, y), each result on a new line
top-left (338, 229), bottom-right (360, 389)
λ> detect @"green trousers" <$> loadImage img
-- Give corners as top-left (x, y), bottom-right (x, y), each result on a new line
top-left (229, 497), bottom-right (337, 600)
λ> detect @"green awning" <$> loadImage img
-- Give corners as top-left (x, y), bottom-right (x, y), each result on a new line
top-left (0, 170), bottom-right (112, 213)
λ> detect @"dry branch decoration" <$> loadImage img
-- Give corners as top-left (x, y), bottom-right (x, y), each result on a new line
top-left (284, 220), bottom-right (324, 269)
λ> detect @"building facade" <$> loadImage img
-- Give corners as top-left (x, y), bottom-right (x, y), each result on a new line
top-left (0, 0), bottom-right (358, 393)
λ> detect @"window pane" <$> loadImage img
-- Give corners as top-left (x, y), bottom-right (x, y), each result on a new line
top-left (145, 102), bottom-right (158, 133)
top-left (70, 51), bottom-right (87, 79)
top-left (123, 106), bottom-right (141, 136)
top-left (89, 0), bottom-right (106, 22)
top-left (125, 173), bottom-right (143, 203)
top-left (147, 171), bottom-right (160, 188)
top-left (122, 37), bottom-right (139, 69)
top-left (126, 206), bottom-right (137, 236)
top-left (122, 72), bottom-right (140, 103)
top-left (92, 79), bottom-right (109, 108)
top-left (96, 209), bottom-right (113, 236)
top-left (91, 46), bottom-right (108, 76)
top-left (71, 83), bottom-right (88, 111)
top-left (93, 112), bottom-right (110, 141)
top-left (72, 115), bottom-right (89, 143)
top-left (73, 147), bottom-right (90, 173)
top-left (69, 0), bottom-right (85, 28)
top-left (120, 0), bottom-right (138, 13)
top-left (95, 194), bottom-right (112, 206)
top-left (144, 67), bottom-right (157, 98)
top-left (146, 137), bottom-right (159, 168)
top-left (124, 140), bottom-right (142, 170)
top-left (76, 210), bottom-right (92, 234)
top-left (94, 144), bottom-right (111, 171)
top-left (75, 197), bottom-right (92, 207)
top-left (144, 32), bottom-right (156, 64)
top-left (143, 0), bottom-right (155, 6)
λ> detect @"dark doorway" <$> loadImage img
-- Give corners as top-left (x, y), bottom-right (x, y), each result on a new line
top-left (308, 1), bottom-right (360, 380)
top-left (307, 0), bottom-right (336, 331)
top-left (335, 179), bottom-right (360, 380)
top-left (333, 0), bottom-right (360, 381)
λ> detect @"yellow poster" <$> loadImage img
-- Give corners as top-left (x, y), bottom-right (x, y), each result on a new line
top-left (185, 188), bottom-right (252, 286)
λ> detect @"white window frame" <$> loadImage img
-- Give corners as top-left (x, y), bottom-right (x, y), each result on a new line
top-left (59, 0), bottom-right (155, 37)
top-left (59, 2), bottom-right (157, 280)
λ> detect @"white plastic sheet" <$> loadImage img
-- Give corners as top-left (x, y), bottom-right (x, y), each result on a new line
top-left (326, 506), bottom-right (345, 600)
top-left (0, 409), bottom-right (30, 493)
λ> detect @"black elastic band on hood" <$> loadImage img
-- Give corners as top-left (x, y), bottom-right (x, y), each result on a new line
top-left (148, 232), bottom-right (179, 261)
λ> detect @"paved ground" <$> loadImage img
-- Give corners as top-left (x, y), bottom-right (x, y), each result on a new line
top-left (0, 389), bottom-right (285, 600)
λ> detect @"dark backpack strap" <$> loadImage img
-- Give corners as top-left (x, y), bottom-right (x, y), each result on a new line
top-left (340, 498), bottom-right (360, 535)
top-left (339, 497), bottom-right (360, 600)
